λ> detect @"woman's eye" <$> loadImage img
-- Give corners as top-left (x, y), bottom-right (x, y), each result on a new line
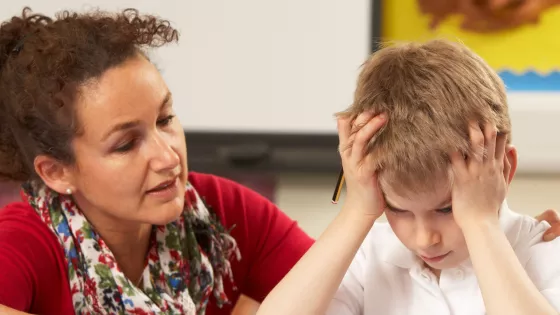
top-left (114, 139), bottom-right (137, 153)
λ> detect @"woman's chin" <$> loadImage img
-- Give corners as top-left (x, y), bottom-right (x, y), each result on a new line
top-left (148, 198), bottom-right (185, 226)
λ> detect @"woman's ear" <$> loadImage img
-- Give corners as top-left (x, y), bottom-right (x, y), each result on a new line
top-left (33, 155), bottom-right (75, 195)
top-left (504, 145), bottom-right (517, 185)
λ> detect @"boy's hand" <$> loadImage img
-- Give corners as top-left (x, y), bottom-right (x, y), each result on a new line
top-left (535, 209), bottom-right (560, 241)
top-left (449, 122), bottom-right (508, 230)
top-left (337, 111), bottom-right (387, 219)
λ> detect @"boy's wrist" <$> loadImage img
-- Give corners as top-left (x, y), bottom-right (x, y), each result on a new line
top-left (340, 203), bottom-right (379, 225)
top-left (342, 203), bottom-right (382, 220)
top-left (455, 205), bottom-right (501, 232)
top-left (460, 215), bottom-right (501, 240)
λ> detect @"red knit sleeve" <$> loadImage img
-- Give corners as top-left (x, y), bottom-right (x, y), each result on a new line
top-left (0, 202), bottom-right (73, 314)
top-left (188, 172), bottom-right (315, 305)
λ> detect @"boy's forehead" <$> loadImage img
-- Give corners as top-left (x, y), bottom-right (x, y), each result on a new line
top-left (381, 174), bottom-right (452, 195)
top-left (382, 178), bottom-right (453, 210)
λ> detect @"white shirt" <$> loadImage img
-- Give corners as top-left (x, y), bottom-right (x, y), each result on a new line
top-left (327, 204), bottom-right (560, 315)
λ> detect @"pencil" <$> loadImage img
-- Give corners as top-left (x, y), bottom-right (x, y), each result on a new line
top-left (331, 168), bottom-right (345, 204)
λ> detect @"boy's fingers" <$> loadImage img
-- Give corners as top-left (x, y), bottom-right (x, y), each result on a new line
top-left (351, 114), bottom-right (386, 165)
top-left (495, 133), bottom-right (507, 163)
top-left (449, 150), bottom-right (467, 175)
top-left (344, 111), bottom-right (373, 157)
top-left (468, 121), bottom-right (485, 170)
top-left (543, 226), bottom-right (560, 242)
top-left (483, 123), bottom-right (497, 162)
top-left (351, 111), bottom-right (374, 134)
top-left (337, 117), bottom-right (352, 156)
top-left (502, 154), bottom-right (511, 182)
top-left (536, 209), bottom-right (560, 242)
top-left (535, 208), bottom-right (560, 224)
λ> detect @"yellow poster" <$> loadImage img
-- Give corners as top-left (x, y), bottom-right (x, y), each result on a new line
top-left (381, 0), bottom-right (560, 91)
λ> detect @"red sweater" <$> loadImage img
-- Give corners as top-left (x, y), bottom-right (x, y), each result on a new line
top-left (0, 172), bottom-right (314, 314)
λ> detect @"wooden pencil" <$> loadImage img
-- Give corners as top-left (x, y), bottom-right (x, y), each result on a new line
top-left (331, 168), bottom-right (345, 204)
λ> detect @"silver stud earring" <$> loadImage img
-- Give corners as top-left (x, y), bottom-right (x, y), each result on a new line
top-left (65, 188), bottom-right (72, 195)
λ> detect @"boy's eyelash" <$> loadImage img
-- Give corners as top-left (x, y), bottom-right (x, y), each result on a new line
top-left (386, 207), bottom-right (452, 215)
top-left (387, 207), bottom-right (406, 214)
top-left (157, 115), bottom-right (175, 126)
top-left (437, 207), bottom-right (453, 214)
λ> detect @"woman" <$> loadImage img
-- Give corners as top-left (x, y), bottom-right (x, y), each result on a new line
top-left (0, 7), bottom-right (558, 315)
top-left (0, 8), bottom-right (315, 315)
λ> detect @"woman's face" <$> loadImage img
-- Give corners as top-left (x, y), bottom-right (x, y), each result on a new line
top-left (64, 55), bottom-right (188, 227)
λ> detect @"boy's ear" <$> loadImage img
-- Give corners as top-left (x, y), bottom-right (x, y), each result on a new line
top-left (504, 145), bottom-right (517, 185)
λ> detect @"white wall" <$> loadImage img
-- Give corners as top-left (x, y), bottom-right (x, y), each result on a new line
top-left (0, 0), bottom-right (370, 135)
top-left (507, 93), bottom-right (560, 173)
top-left (176, 0), bottom-right (370, 134)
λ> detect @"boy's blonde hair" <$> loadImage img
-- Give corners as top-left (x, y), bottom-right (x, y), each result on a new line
top-left (337, 39), bottom-right (511, 195)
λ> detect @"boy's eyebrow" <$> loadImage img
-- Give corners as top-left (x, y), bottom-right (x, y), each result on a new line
top-left (383, 195), bottom-right (407, 212)
top-left (384, 196), bottom-right (452, 212)
top-left (385, 201), bottom-right (407, 212)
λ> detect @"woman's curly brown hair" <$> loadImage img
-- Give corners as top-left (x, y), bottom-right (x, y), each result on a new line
top-left (0, 7), bottom-right (178, 181)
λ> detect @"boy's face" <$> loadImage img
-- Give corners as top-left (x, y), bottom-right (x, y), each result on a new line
top-left (383, 177), bottom-right (469, 271)
top-left (383, 145), bottom-right (517, 272)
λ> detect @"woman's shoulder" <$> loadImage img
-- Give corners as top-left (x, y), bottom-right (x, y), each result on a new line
top-left (187, 171), bottom-right (309, 232)
top-left (0, 201), bottom-right (63, 256)
top-left (0, 201), bottom-right (66, 267)
top-left (187, 171), bottom-right (265, 218)
top-left (188, 171), bottom-right (249, 196)
top-left (187, 171), bottom-right (298, 225)
top-left (0, 202), bottom-right (72, 313)
top-left (0, 201), bottom-right (44, 228)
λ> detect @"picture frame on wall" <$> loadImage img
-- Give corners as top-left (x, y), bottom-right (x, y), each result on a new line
top-left (371, 0), bottom-right (560, 91)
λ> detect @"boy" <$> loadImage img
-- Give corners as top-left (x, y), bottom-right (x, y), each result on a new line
top-left (257, 39), bottom-right (560, 314)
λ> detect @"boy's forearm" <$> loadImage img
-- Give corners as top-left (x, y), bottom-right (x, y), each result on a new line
top-left (462, 220), bottom-right (558, 315)
top-left (257, 209), bottom-right (376, 315)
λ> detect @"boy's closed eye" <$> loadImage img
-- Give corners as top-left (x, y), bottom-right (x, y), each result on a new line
top-left (386, 205), bottom-right (453, 215)
top-left (436, 206), bottom-right (453, 214)
top-left (385, 204), bottom-right (411, 215)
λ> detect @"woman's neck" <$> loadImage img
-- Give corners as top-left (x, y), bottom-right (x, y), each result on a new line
top-left (98, 222), bottom-right (153, 284)
top-left (79, 203), bottom-right (153, 285)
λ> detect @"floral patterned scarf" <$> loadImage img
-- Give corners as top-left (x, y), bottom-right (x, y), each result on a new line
top-left (22, 181), bottom-right (241, 315)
